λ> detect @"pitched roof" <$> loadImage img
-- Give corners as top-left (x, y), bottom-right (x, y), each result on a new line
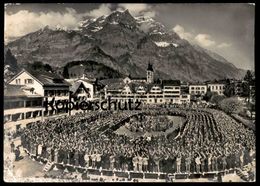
top-left (147, 63), bottom-right (153, 71)
top-left (131, 77), bottom-right (147, 80)
top-left (8, 68), bottom-right (71, 87)
top-left (70, 82), bottom-right (82, 94)
top-left (99, 78), bottom-right (124, 86)
top-left (4, 85), bottom-right (26, 97)
top-left (107, 83), bottom-right (126, 91)
top-left (162, 80), bottom-right (180, 86)
top-left (26, 69), bottom-right (71, 87)
top-left (4, 84), bottom-right (41, 97)
top-left (129, 82), bottom-right (162, 93)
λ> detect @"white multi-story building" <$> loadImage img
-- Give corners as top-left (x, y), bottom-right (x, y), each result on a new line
top-left (207, 83), bottom-right (225, 95)
top-left (189, 84), bottom-right (207, 95)
top-left (4, 84), bottom-right (43, 132)
top-left (162, 80), bottom-right (181, 104)
top-left (5, 69), bottom-right (71, 132)
top-left (104, 64), bottom-right (190, 105)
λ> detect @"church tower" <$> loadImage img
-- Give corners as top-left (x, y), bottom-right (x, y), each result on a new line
top-left (147, 63), bottom-right (154, 84)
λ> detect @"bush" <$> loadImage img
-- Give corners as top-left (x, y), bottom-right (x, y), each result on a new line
top-left (219, 97), bottom-right (243, 114)
top-left (209, 93), bottom-right (226, 105)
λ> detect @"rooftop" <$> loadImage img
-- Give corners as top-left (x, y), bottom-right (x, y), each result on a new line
top-left (4, 84), bottom-right (42, 98)
top-left (162, 80), bottom-right (180, 86)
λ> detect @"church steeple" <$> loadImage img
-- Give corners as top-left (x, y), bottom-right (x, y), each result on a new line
top-left (147, 62), bottom-right (154, 84)
top-left (147, 62), bottom-right (154, 72)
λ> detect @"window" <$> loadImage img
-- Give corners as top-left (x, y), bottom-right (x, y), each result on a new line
top-left (16, 79), bottom-right (21, 84)
top-left (216, 86), bottom-right (218, 90)
top-left (25, 79), bottom-right (34, 84)
top-left (201, 87), bottom-right (205, 90)
top-left (191, 87), bottom-right (195, 90)
top-left (164, 91), bottom-right (180, 94)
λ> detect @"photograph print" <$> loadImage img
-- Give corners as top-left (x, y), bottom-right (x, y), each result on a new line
top-left (3, 3), bottom-right (255, 182)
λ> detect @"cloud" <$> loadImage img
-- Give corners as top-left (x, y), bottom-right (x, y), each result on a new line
top-left (4, 4), bottom-right (113, 43)
top-left (117, 3), bottom-right (156, 17)
top-left (173, 25), bottom-right (230, 49)
top-left (217, 42), bottom-right (232, 48)
top-left (86, 4), bottom-right (112, 18)
top-left (194, 34), bottom-right (216, 47)
top-left (172, 25), bottom-right (194, 41)
top-left (4, 8), bottom-right (81, 42)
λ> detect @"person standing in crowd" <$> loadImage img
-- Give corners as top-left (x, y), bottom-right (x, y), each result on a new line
top-left (67, 149), bottom-right (71, 165)
top-left (84, 152), bottom-right (90, 168)
top-left (212, 153), bottom-right (218, 172)
top-left (185, 154), bottom-right (191, 173)
top-left (138, 155), bottom-right (143, 172)
top-left (96, 152), bottom-right (102, 169)
top-left (240, 149), bottom-right (244, 168)
top-left (91, 152), bottom-right (96, 168)
top-left (234, 149), bottom-right (240, 168)
top-left (143, 156), bottom-right (148, 172)
top-left (200, 152), bottom-right (206, 173)
top-left (207, 153), bottom-right (212, 172)
top-left (10, 141), bottom-right (15, 153)
top-left (37, 143), bottom-right (43, 157)
top-left (249, 148), bottom-right (255, 162)
top-left (54, 148), bottom-right (59, 163)
top-left (195, 155), bottom-right (201, 173)
top-left (155, 156), bottom-right (160, 173)
top-left (132, 155), bottom-right (138, 172)
top-left (74, 149), bottom-right (79, 167)
top-left (222, 155), bottom-right (227, 170)
top-left (110, 153), bottom-right (115, 170)
top-left (47, 146), bottom-right (52, 162)
top-left (176, 155), bottom-right (182, 173)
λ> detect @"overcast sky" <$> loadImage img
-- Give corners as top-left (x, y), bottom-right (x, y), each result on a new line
top-left (4, 3), bottom-right (255, 70)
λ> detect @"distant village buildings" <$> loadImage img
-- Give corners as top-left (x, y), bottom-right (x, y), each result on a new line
top-left (4, 62), bottom-right (249, 133)
top-left (104, 64), bottom-right (190, 104)
top-left (207, 82), bottom-right (225, 95)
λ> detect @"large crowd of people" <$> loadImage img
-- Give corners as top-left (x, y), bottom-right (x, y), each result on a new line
top-left (17, 105), bottom-right (255, 176)
top-left (125, 115), bottom-right (174, 133)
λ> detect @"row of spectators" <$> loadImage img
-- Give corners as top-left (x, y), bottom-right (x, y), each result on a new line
top-left (19, 106), bottom-right (255, 175)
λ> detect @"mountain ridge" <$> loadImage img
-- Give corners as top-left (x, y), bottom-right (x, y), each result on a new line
top-left (5, 10), bottom-right (246, 82)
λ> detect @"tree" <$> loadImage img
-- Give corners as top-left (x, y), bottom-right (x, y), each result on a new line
top-left (44, 64), bottom-right (53, 72)
top-left (5, 48), bottom-right (18, 71)
top-left (219, 97), bottom-right (243, 114)
top-left (63, 66), bottom-right (69, 79)
top-left (243, 70), bottom-right (255, 103)
top-left (203, 88), bottom-right (213, 102)
top-left (224, 81), bottom-right (235, 97)
top-left (210, 93), bottom-right (225, 105)
top-left (244, 70), bottom-right (253, 85)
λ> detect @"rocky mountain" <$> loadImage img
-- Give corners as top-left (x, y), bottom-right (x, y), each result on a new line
top-left (5, 9), bottom-right (245, 82)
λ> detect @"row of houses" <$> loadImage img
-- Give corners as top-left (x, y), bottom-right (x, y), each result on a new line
top-left (4, 68), bottom-right (97, 132)
top-left (3, 63), bottom-right (243, 132)
top-left (104, 64), bottom-right (227, 104)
